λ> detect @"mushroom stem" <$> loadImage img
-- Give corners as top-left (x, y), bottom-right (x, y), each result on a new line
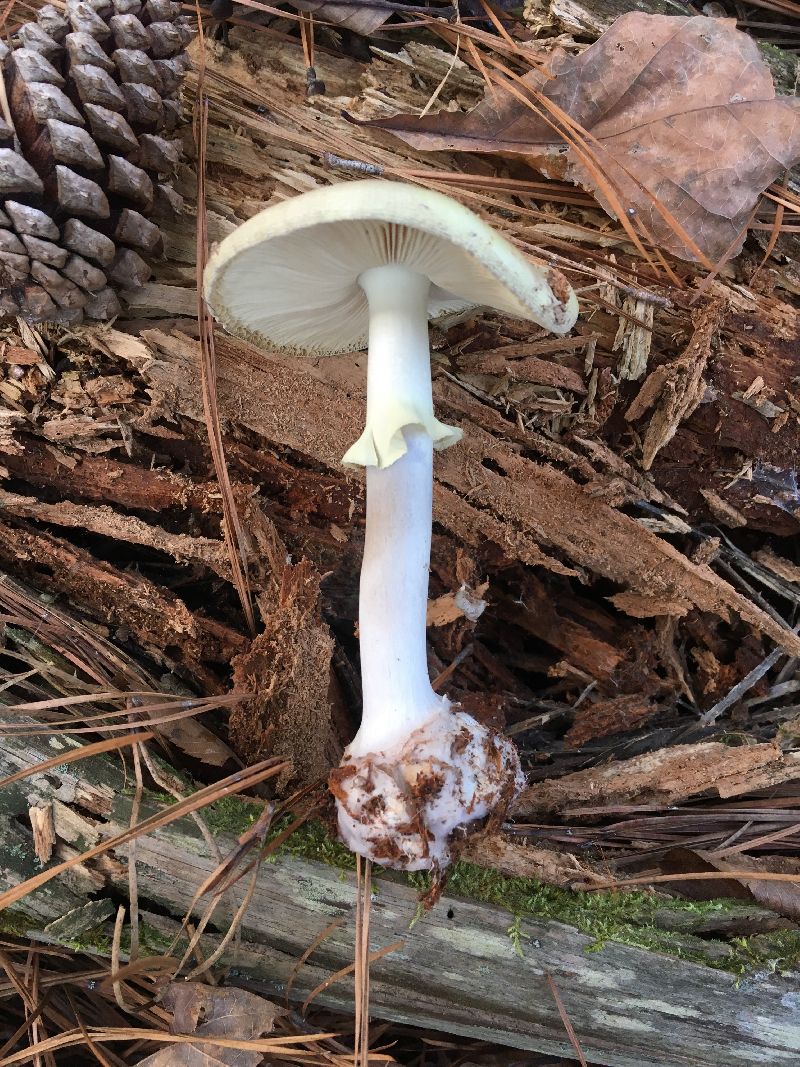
top-left (346, 264), bottom-right (448, 757)
top-left (342, 264), bottom-right (461, 470)
top-left (352, 425), bottom-right (446, 757)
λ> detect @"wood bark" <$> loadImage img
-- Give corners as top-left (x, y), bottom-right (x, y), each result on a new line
top-left (1, 731), bottom-right (799, 1067)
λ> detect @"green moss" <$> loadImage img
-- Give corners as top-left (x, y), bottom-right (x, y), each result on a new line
top-left (0, 908), bottom-right (39, 939)
top-left (138, 919), bottom-right (180, 956)
top-left (202, 795), bottom-right (264, 836)
top-left (271, 815), bottom-right (356, 870)
top-left (758, 41), bottom-right (799, 95)
top-left (63, 926), bottom-right (112, 955)
top-left (114, 792), bottom-right (800, 979)
top-left (260, 818), bottom-right (800, 978)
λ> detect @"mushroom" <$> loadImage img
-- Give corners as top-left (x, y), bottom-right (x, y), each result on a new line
top-left (204, 180), bottom-right (578, 872)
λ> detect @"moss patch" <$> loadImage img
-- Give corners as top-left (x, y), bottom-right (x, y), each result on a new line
top-left (107, 792), bottom-right (800, 979)
top-left (264, 815), bottom-right (800, 978)
top-left (0, 908), bottom-right (40, 939)
top-left (758, 41), bottom-right (799, 95)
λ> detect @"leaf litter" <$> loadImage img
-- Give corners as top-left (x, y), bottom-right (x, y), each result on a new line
top-left (364, 13), bottom-right (800, 264)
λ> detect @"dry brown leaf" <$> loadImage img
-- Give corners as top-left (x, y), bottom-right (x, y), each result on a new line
top-left (294, 0), bottom-right (389, 34)
top-left (152, 713), bottom-right (237, 769)
top-left (137, 984), bottom-right (283, 1067)
top-left (661, 848), bottom-right (800, 922)
top-left (364, 14), bottom-right (800, 263)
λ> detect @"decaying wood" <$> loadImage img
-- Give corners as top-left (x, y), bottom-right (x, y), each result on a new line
top-left (230, 559), bottom-right (335, 787)
top-left (1, 732), bottom-right (799, 1067)
top-left (0, 517), bottom-right (235, 689)
top-left (138, 326), bottom-right (800, 658)
top-left (517, 741), bottom-right (800, 817)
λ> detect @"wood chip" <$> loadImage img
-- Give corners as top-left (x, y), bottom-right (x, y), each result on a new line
top-left (753, 547), bottom-right (800, 584)
top-left (625, 299), bottom-right (722, 470)
top-left (700, 488), bottom-right (748, 528)
top-left (29, 803), bottom-right (56, 864)
top-left (516, 741), bottom-right (800, 817)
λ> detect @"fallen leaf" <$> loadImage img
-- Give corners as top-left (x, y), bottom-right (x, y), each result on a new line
top-left (363, 14), bottom-right (800, 263)
top-left (152, 715), bottom-right (237, 769)
top-left (661, 848), bottom-right (800, 922)
top-left (294, 0), bottom-right (391, 35)
top-left (137, 984), bottom-right (283, 1067)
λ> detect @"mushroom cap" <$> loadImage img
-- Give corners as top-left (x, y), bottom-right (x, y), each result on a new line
top-left (203, 180), bottom-right (578, 356)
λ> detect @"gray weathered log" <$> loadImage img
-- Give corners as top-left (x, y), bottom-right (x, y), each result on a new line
top-left (0, 730), bottom-right (798, 1067)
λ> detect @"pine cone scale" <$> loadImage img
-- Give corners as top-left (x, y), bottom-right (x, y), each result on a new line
top-left (1, 0), bottom-right (193, 323)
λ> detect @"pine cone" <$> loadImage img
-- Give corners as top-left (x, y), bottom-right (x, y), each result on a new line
top-left (0, 0), bottom-right (193, 324)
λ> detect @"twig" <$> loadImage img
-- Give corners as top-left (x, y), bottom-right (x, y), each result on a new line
top-left (699, 629), bottom-right (799, 727)
top-left (323, 152), bottom-right (385, 177)
top-left (546, 974), bottom-right (588, 1067)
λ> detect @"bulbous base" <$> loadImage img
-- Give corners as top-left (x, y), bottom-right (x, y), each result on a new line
top-left (329, 709), bottom-right (524, 871)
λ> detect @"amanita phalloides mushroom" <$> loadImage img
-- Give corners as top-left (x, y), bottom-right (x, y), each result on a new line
top-left (204, 180), bottom-right (578, 871)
